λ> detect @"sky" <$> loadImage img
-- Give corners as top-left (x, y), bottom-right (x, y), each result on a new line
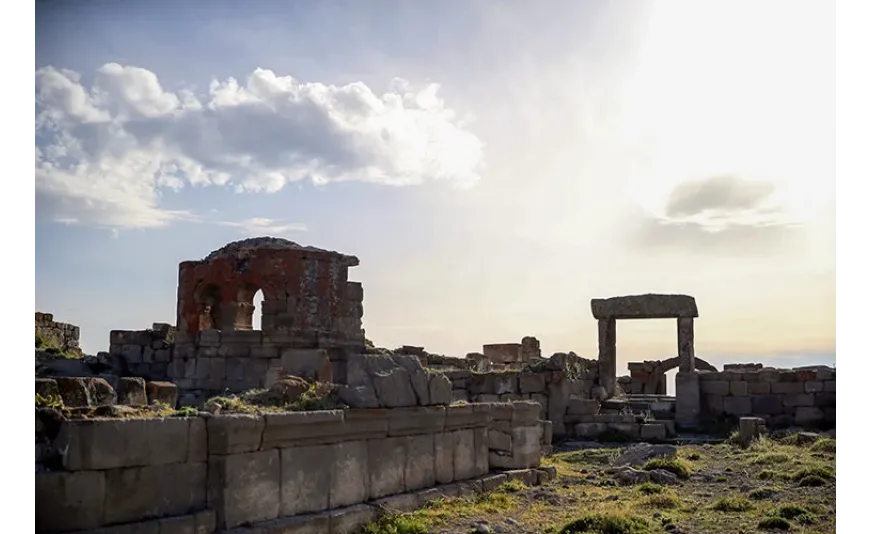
top-left (35, 0), bottom-right (835, 380)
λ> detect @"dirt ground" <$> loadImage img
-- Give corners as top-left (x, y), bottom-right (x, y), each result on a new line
top-left (364, 434), bottom-right (836, 534)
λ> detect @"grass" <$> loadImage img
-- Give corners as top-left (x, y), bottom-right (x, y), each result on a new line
top-left (750, 452), bottom-right (791, 465)
top-left (747, 486), bottom-right (781, 500)
top-left (362, 514), bottom-right (428, 534)
top-left (775, 504), bottom-right (817, 525)
top-left (558, 513), bottom-right (650, 534)
top-left (203, 381), bottom-right (343, 414)
top-left (810, 438), bottom-right (836, 453)
top-left (641, 458), bottom-right (691, 479)
top-left (36, 393), bottom-right (64, 410)
top-left (712, 497), bottom-right (753, 512)
top-left (635, 482), bottom-right (663, 495)
top-left (757, 516), bottom-right (792, 530)
top-left (640, 494), bottom-right (681, 509)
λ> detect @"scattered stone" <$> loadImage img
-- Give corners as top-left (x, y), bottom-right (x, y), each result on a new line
top-left (649, 469), bottom-right (679, 485)
top-left (614, 466), bottom-right (650, 485)
top-left (268, 376), bottom-right (309, 404)
top-left (146, 381), bottom-right (178, 408)
top-left (611, 443), bottom-right (677, 468)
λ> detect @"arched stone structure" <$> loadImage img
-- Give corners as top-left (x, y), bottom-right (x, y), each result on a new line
top-left (626, 357), bottom-right (717, 395)
top-left (176, 237), bottom-right (365, 350)
top-left (590, 293), bottom-right (702, 428)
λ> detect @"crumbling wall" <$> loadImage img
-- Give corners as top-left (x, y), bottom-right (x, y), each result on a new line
top-left (699, 366), bottom-right (836, 429)
top-left (36, 403), bottom-right (553, 533)
top-left (35, 312), bottom-right (81, 356)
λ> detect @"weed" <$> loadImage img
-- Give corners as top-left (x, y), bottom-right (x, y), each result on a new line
top-left (790, 466), bottom-right (833, 484)
top-left (714, 476), bottom-right (728, 483)
top-left (757, 470), bottom-right (777, 480)
top-left (685, 452), bottom-right (701, 461)
top-left (776, 504), bottom-right (816, 525)
top-left (750, 453), bottom-right (791, 465)
top-left (174, 406), bottom-right (198, 417)
top-left (712, 497), bottom-right (753, 512)
top-left (641, 494), bottom-right (680, 509)
top-left (809, 438), bottom-right (835, 453)
top-left (797, 475), bottom-right (826, 487)
top-left (559, 512), bottom-right (650, 534)
top-left (362, 513), bottom-right (428, 534)
top-left (498, 480), bottom-right (527, 493)
top-left (636, 482), bottom-right (663, 495)
top-left (642, 458), bottom-right (690, 480)
top-left (757, 516), bottom-right (792, 530)
top-left (35, 393), bottom-right (64, 410)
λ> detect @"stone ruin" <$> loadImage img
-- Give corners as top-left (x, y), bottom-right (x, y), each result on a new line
top-left (35, 312), bottom-right (81, 356)
top-left (35, 239), bottom-right (835, 533)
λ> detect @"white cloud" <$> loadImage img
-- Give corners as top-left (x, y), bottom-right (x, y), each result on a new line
top-left (220, 217), bottom-right (308, 236)
top-left (35, 63), bottom-right (485, 229)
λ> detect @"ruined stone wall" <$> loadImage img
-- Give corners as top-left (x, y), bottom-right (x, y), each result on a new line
top-left (35, 312), bottom-right (81, 355)
top-left (37, 404), bottom-right (552, 533)
top-left (482, 343), bottom-right (522, 364)
top-left (699, 366), bottom-right (836, 428)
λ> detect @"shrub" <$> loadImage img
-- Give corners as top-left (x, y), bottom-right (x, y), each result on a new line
top-left (642, 458), bottom-right (690, 480)
top-left (559, 513), bottom-right (650, 534)
top-left (636, 482), bottom-right (663, 495)
top-left (797, 475), bottom-right (826, 487)
top-left (712, 497), bottom-right (753, 512)
top-left (642, 494), bottom-right (680, 509)
top-left (174, 406), bottom-right (198, 417)
top-left (790, 466), bottom-right (833, 485)
top-left (757, 517), bottom-right (792, 531)
top-left (776, 504), bottom-right (816, 525)
top-left (362, 514), bottom-right (427, 534)
top-left (748, 486), bottom-right (780, 500)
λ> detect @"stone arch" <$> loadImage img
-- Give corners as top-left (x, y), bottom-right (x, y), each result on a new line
top-left (233, 283), bottom-right (262, 330)
top-left (660, 356), bottom-right (717, 374)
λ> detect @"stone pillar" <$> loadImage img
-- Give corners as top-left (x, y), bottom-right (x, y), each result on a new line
top-left (677, 317), bottom-right (695, 373)
top-left (597, 318), bottom-right (617, 397)
top-left (675, 371), bottom-right (700, 429)
top-left (738, 417), bottom-right (767, 448)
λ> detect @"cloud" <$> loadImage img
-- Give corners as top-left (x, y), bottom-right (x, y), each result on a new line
top-left (220, 217), bottom-right (308, 236)
top-left (35, 64), bottom-right (485, 229)
top-left (627, 175), bottom-right (804, 255)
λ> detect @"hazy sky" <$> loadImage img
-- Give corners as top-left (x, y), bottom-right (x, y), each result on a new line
top-left (36, 0), bottom-right (834, 376)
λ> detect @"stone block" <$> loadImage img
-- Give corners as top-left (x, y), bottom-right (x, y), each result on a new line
top-left (117, 377), bottom-right (147, 406)
top-left (751, 395), bottom-right (783, 415)
top-left (795, 407), bottom-right (825, 427)
top-left (372, 367), bottom-right (418, 408)
top-left (35, 377), bottom-right (59, 399)
top-left (474, 427), bottom-right (489, 476)
top-left (729, 381), bottom-right (748, 396)
top-left (208, 414), bottom-right (266, 455)
top-left (783, 393), bottom-right (815, 407)
top-left (723, 396), bottom-right (752, 416)
top-left (405, 434), bottom-right (437, 491)
top-left (823, 380), bottom-right (836, 393)
top-left (519, 373), bottom-right (546, 394)
top-left (188, 417), bottom-right (207, 463)
top-left (699, 380), bottom-right (730, 395)
top-left (157, 510), bottom-right (216, 534)
top-left (445, 403), bottom-right (481, 430)
top-left (428, 372), bottom-right (453, 405)
top-left (738, 417), bottom-right (767, 448)
top-left (208, 449), bottom-right (280, 529)
top-left (36, 470), bottom-right (105, 532)
top-left (330, 440), bottom-right (369, 507)
top-left (55, 377), bottom-right (116, 407)
top-left (368, 437), bottom-right (406, 499)
top-left (434, 432), bottom-right (455, 484)
top-left (609, 423), bottom-right (639, 438)
top-left (489, 429), bottom-right (512, 451)
top-left (218, 343), bottom-right (251, 358)
top-left (453, 429), bottom-right (476, 480)
top-left (567, 398), bottom-right (600, 415)
top-left (703, 394), bottom-right (723, 415)
top-left (815, 392), bottom-right (836, 407)
top-left (511, 425), bottom-right (543, 468)
top-left (146, 381), bottom-right (178, 408)
top-left (154, 349), bottom-right (171, 362)
top-left (747, 381), bottom-right (771, 395)
top-left (197, 329), bottom-right (220, 347)
top-left (542, 420), bottom-right (553, 445)
top-left (279, 350), bottom-right (333, 383)
top-left (373, 493), bottom-right (419, 515)
top-left (804, 381), bottom-right (824, 393)
top-left (55, 417), bottom-right (193, 470)
top-left (122, 344), bottom-right (144, 363)
top-left (280, 444), bottom-right (332, 516)
top-left (104, 462), bottom-right (207, 525)
top-left (260, 410), bottom-right (348, 448)
top-left (513, 400), bottom-right (542, 425)
top-left (481, 473), bottom-right (508, 492)
top-left (388, 406), bottom-right (447, 437)
top-left (771, 382), bottom-right (805, 394)
top-left (452, 389), bottom-right (470, 403)
top-left (640, 423), bottom-right (667, 441)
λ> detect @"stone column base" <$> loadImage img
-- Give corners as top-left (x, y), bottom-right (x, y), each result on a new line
top-left (675, 371), bottom-right (701, 429)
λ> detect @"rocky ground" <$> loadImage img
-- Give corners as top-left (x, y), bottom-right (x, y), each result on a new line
top-left (363, 433), bottom-right (836, 534)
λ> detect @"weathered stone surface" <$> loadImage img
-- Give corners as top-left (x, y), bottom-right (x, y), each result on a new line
top-left (208, 414), bottom-right (266, 455)
top-left (55, 417), bottom-right (194, 470)
top-left (574, 423), bottom-right (607, 438)
top-left (591, 294), bottom-right (698, 319)
top-left (612, 443), bottom-right (677, 467)
top-left (328, 504), bottom-right (379, 534)
top-left (518, 373), bottom-right (546, 394)
top-left (675, 371), bottom-right (701, 428)
top-left (373, 367), bottom-right (418, 408)
top-left (388, 406), bottom-right (446, 437)
top-left (567, 398), bottom-right (600, 415)
top-left (394, 354), bottom-right (430, 406)
top-left (280, 444), bottom-right (331, 516)
top-left (117, 377), bottom-right (148, 406)
top-left (729, 381), bottom-right (748, 396)
top-left (751, 395), bottom-right (783, 415)
top-left (738, 417), bottom-right (767, 448)
top-left (36, 470), bottom-right (105, 532)
top-left (104, 462), bottom-right (207, 524)
top-left (146, 381), bottom-right (178, 408)
top-left (700, 380), bottom-right (730, 396)
top-left (795, 407), bottom-right (825, 427)
top-left (511, 425), bottom-right (543, 468)
top-left (614, 466), bottom-right (650, 485)
top-left (489, 430), bottom-right (512, 452)
top-left (723, 396), bottom-right (752, 416)
top-left (157, 510), bottom-right (216, 534)
top-left (747, 381), bottom-right (771, 395)
top-left (640, 423), bottom-right (666, 441)
top-left (337, 384), bottom-right (379, 409)
top-left (453, 429), bottom-right (476, 480)
top-left (208, 449), bottom-right (280, 529)
top-left (280, 349), bottom-right (333, 382)
top-left (55, 377), bottom-right (116, 407)
top-left (368, 437), bottom-right (407, 499)
top-left (405, 434), bottom-right (437, 491)
top-left (330, 440), bottom-right (369, 507)
top-left (434, 432), bottom-right (455, 484)
top-left (428, 372), bottom-right (452, 406)
top-left (474, 427), bottom-right (489, 476)
top-left (36, 377), bottom-right (59, 399)
top-left (783, 393), bottom-right (815, 407)
top-left (268, 376), bottom-right (309, 404)
top-left (771, 382), bottom-right (805, 394)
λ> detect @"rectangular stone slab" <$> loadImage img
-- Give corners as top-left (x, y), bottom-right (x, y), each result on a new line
top-left (591, 294), bottom-right (698, 319)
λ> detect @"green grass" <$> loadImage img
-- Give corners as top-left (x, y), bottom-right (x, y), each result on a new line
top-left (558, 513), bottom-right (651, 534)
top-left (748, 486), bottom-right (781, 500)
top-left (775, 504), bottom-right (816, 525)
top-left (498, 480), bottom-right (527, 493)
top-left (750, 452), bottom-right (791, 465)
top-left (641, 458), bottom-right (691, 479)
top-left (789, 466), bottom-right (833, 484)
top-left (712, 497), bottom-right (753, 512)
top-left (797, 475), bottom-right (826, 487)
top-left (635, 482), bottom-right (663, 495)
top-left (809, 438), bottom-right (836, 453)
top-left (35, 393), bottom-right (63, 410)
top-left (362, 514), bottom-right (428, 534)
top-left (173, 406), bottom-right (198, 417)
top-left (640, 494), bottom-right (680, 509)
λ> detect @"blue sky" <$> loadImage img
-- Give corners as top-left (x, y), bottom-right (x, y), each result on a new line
top-left (36, 0), bottom-right (835, 375)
